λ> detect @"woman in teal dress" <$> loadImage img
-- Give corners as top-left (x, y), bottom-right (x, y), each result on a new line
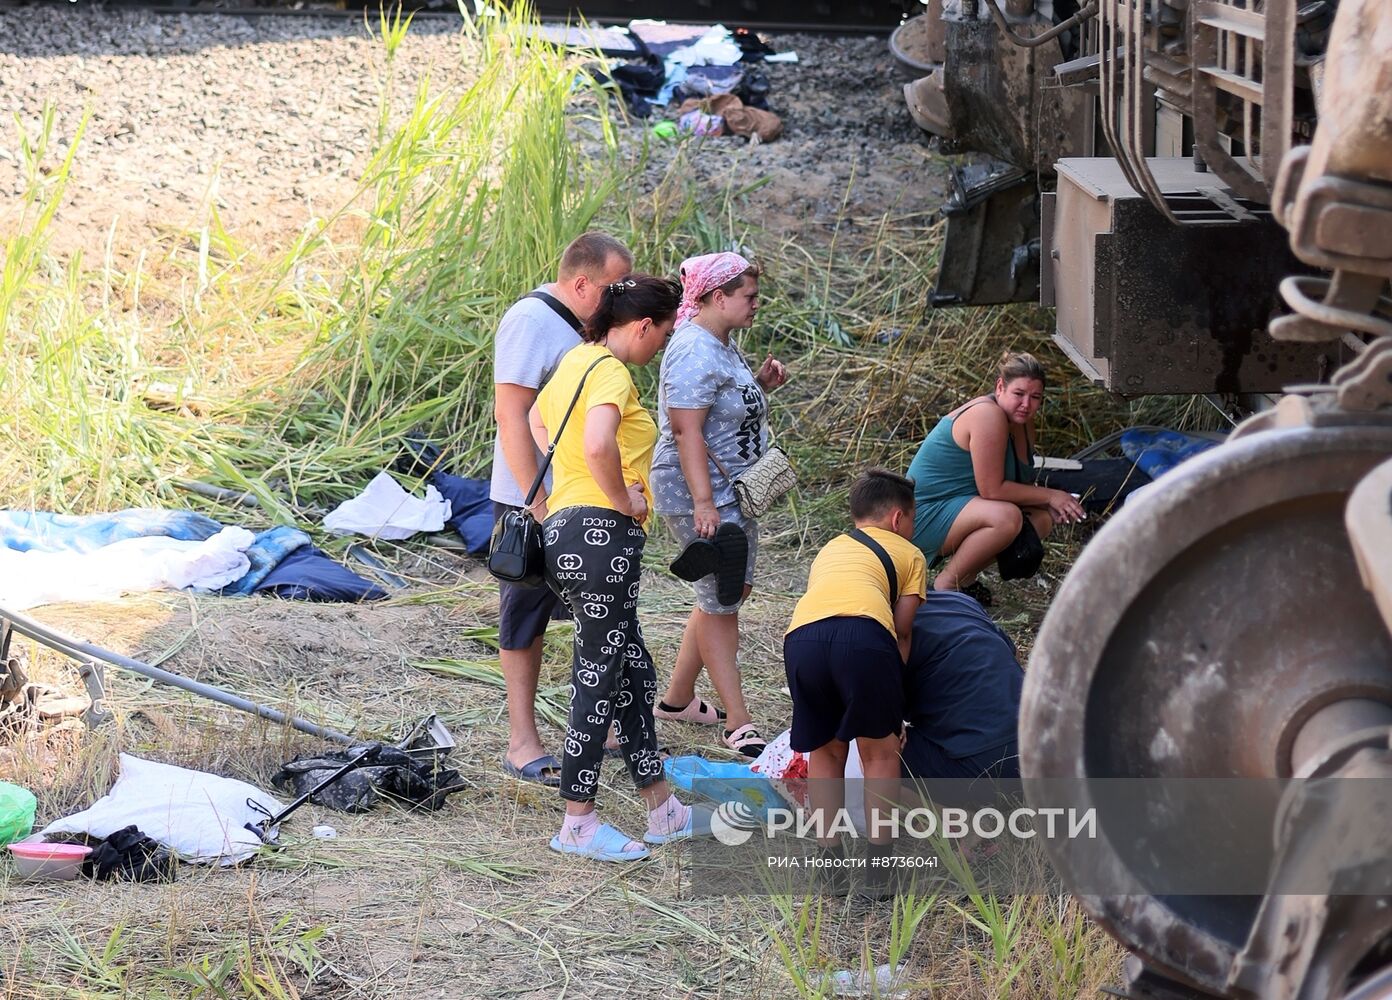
top-left (906, 352), bottom-right (1085, 604)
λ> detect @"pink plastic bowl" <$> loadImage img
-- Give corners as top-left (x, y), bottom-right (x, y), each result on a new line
top-left (8, 841), bottom-right (91, 881)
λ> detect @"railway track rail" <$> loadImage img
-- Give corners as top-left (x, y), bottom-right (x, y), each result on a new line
top-left (43, 1), bottom-right (905, 34)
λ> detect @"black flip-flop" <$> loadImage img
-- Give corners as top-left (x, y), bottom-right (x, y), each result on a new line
top-left (670, 537), bottom-right (719, 582)
top-left (502, 753), bottom-right (562, 788)
top-left (710, 522), bottom-right (749, 607)
top-left (670, 523), bottom-right (748, 606)
top-left (961, 581), bottom-right (995, 608)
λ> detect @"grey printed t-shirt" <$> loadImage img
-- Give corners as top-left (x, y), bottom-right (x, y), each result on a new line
top-left (489, 288), bottom-right (582, 506)
top-left (651, 321), bottom-right (768, 515)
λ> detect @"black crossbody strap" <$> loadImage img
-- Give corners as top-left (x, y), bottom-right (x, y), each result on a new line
top-left (523, 354), bottom-right (616, 507)
top-left (525, 290), bottom-right (583, 333)
top-left (848, 528), bottom-right (899, 606)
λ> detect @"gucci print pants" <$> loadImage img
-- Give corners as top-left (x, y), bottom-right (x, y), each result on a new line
top-left (542, 506), bottom-right (663, 803)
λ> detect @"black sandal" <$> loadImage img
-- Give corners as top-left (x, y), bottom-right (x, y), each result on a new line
top-left (961, 581), bottom-right (995, 608)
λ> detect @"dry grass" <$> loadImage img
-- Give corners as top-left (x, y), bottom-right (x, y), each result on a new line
top-left (1, 499), bottom-right (1123, 999)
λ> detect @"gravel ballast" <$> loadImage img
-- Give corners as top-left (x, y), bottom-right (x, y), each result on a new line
top-left (0, 6), bottom-right (946, 257)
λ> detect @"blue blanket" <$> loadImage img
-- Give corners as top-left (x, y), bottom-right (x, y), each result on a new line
top-left (0, 510), bottom-right (382, 603)
top-left (429, 472), bottom-right (494, 555)
top-left (254, 545), bottom-right (387, 602)
top-left (1119, 429), bottom-right (1222, 480)
top-left (219, 526), bottom-right (311, 596)
top-left (0, 509), bottom-right (221, 554)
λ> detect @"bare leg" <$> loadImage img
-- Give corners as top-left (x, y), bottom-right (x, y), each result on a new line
top-left (808, 740), bottom-right (850, 848)
top-left (501, 638), bottom-right (552, 774)
top-left (1023, 505), bottom-right (1054, 539)
top-left (661, 610), bottom-right (706, 707)
top-left (662, 586), bottom-right (755, 730)
top-left (638, 778), bottom-right (672, 811)
top-left (857, 735), bottom-right (904, 845)
top-left (934, 498), bottom-right (1023, 591)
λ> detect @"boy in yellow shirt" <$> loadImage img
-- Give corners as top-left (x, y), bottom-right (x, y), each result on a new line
top-left (784, 468), bottom-right (927, 879)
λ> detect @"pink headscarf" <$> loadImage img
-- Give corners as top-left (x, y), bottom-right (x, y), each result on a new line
top-left (677, 251), bottom-right (753, 325)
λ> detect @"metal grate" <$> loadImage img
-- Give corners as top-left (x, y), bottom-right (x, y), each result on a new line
top-left (1191, 0), bottom-right (1296, 199)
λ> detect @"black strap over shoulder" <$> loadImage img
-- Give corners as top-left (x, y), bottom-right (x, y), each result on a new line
top-left (848, 528), bottom-right (899, 606)
top-left (525, 290), bottom-right (582, 333)
top-left (522, 355), bottom-right (616, 507)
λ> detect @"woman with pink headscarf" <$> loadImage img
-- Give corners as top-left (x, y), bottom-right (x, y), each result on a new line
top-left (649, 251), bottom-right (789, 757)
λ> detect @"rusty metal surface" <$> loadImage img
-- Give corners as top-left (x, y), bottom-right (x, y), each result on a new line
top-left (1049, 156), bottom-right (1337, 393)
top-left (931, 161), bottom-right (1041, 306)
top-left (935, 10), bottom-right (1093, 174)
top-left (1347, 456), bottom-right (1392, 640)
top-left (1021, 418), bottom-right (1392, 995)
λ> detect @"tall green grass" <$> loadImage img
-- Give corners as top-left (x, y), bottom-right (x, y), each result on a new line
top-left (0, 1), bottom-right (1171, 524)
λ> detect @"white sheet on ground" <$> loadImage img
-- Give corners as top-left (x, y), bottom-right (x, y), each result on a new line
top-left (42, 753), bottom-right (285, 865)
top-left (322, 471), bottom-right (451, 540)
top-left (0, 526), bottom-right (254, 610)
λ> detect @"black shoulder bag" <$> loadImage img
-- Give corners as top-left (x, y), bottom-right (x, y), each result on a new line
top-left (848, 528), bottom-right (899, 605)
top-left (487, 354), bottom-right (613, 587)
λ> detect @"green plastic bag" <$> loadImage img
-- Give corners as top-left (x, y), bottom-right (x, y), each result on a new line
top-left (0, 781), bottom-right (37, 847)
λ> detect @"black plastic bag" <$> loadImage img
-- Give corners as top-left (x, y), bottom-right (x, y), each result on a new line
top-left (271, 744), bottom-right (462, 814)
top-left (997, 516), bottom-right (1044, 580)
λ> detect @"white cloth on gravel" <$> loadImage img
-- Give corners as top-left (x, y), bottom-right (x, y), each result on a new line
top-left (42, 754), bottom-right (285, 865)
top-left (0, 526), bottom-right (254, 610)
top-left (322, 471), bottom-right (451, 540)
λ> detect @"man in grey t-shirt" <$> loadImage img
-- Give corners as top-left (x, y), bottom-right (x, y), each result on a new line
top-left (492, 232), bottom-right (632, 786)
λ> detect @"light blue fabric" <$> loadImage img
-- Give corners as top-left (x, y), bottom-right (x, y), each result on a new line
top-left (0, 508), bottom-right (378, 603)
top-left (218, 526), bottom-right (311, 596)
top-left (0, 509), bottom-right (222, 554)
top-left (664, 755), bottom-right (783, 815)
top-left (1119, 428), bottom-right (1221, 479)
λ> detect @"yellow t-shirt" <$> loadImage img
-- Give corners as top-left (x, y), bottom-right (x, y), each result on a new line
top-left (787, 526), bottom-right (928, 638)
top-left (537, 343), bottom-right (657, 524)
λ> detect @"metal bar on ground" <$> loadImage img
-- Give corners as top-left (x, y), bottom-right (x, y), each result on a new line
top-left (0, 603), bottom-right (356, 746)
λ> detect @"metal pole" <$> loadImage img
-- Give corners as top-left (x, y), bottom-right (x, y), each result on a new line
top-left (0, 604), bottom-right (355, 746)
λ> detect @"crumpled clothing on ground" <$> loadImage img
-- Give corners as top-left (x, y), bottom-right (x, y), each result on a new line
top-left (42, 753), bottom-right (284, 865)
top-left (271, 744), bottom-right (462, 814)
top-left (81, 824), bottom-right (178, 882)
top-left (675, 93), bottom-right (783, 142)
top-left (322, 471), bottom-right (451, 541)
top-left (1, 656), bottom-right (88, 731)
top-left (0, 526), bottom-right (255, 611)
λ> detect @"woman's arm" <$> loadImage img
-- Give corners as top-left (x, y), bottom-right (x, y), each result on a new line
top-left (583, 404), bottom-right (646, 520)
top-left (963, 407), bottom-right (1084, 522)
top-left (528, 401), bottom-right (550, 453)
top-left (669, 406), bottom-right (719, 537)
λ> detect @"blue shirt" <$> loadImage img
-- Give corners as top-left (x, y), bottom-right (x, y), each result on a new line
top-left (903, 592), bottom-right (1023, 758)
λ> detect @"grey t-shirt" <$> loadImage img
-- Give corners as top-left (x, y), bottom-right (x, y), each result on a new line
top-left (489, 288), bottom-right (582, 506)
top-left (651, 321), bottom-right (768, 515)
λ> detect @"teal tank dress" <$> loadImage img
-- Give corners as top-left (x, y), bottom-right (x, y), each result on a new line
top-left (907, 401), bottom-right (1030, 562)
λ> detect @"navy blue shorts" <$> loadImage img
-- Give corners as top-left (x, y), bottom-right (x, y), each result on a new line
top-left (784, 616), bottom-right (905, 753)
top-left (494, 501), bottom-right (570, 651)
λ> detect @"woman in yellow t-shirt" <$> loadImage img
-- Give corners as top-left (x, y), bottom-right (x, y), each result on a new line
top-left (528, 274), bottom-right (702, 862)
